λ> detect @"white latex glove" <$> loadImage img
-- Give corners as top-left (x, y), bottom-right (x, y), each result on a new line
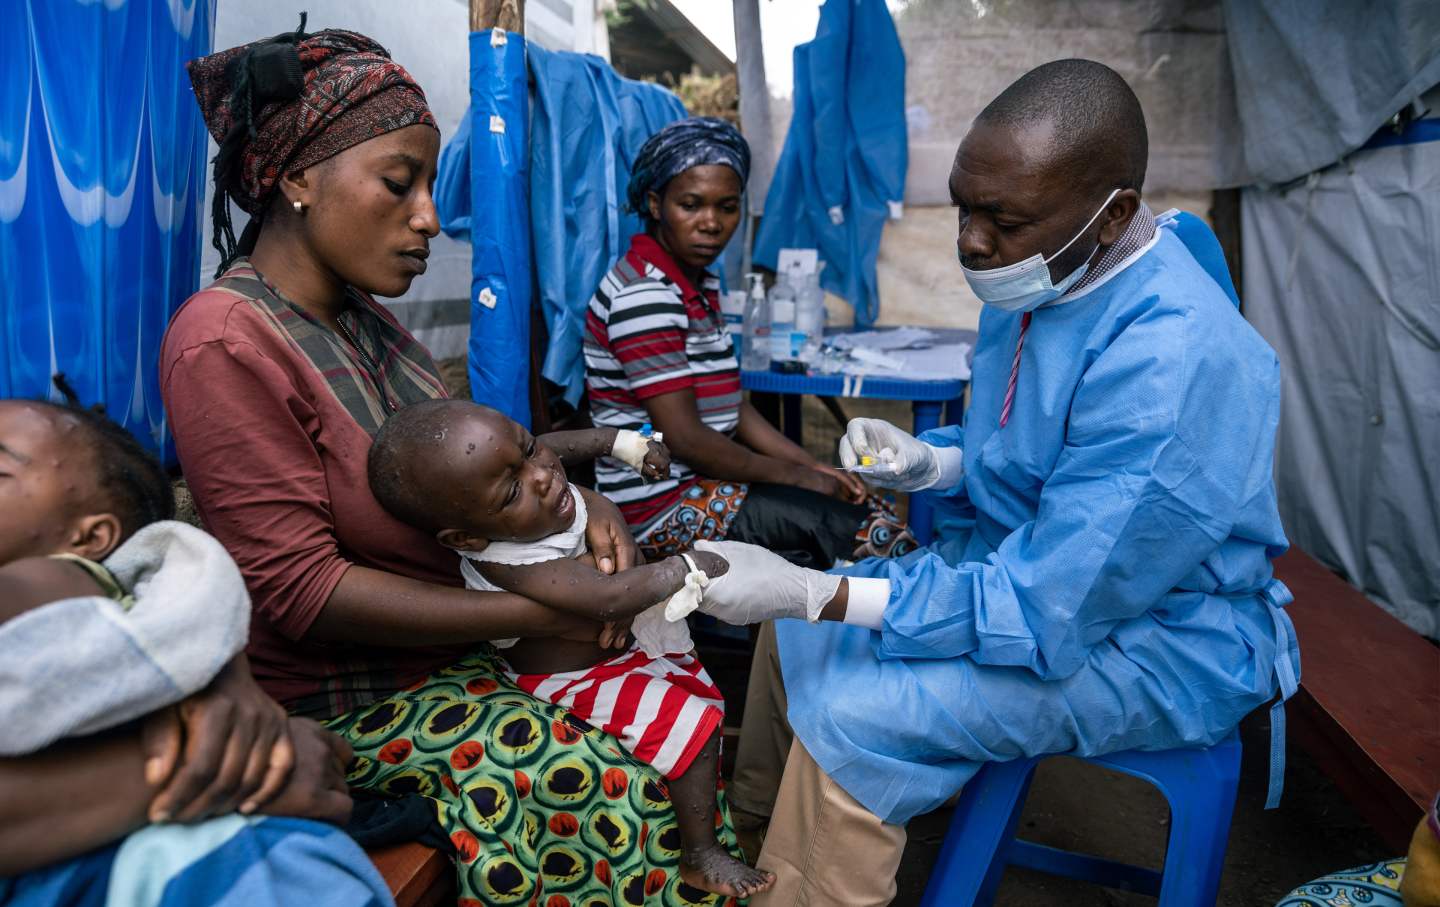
top-left (692, 540), bottom-right (842, 625)
top-left (838, 417), bottom-right (944, 491)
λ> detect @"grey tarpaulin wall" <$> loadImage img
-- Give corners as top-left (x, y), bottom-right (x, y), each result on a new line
top-left (1240, 91), bottom-right (1440, 637)
top-left (1221, 0), bottom-right (1440, 187)
top-left (1225, 0), bottom-right (1440, 637)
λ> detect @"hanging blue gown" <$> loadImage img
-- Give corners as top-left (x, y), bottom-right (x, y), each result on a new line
top-left (752, 0), bottom-right (906, 326)
top-left (775, 222), bottom-right (1300, 824)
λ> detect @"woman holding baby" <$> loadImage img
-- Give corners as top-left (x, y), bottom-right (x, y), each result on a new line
top-left (161, 27), bottom-right (751, 905)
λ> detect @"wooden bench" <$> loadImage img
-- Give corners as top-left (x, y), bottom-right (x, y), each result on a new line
top-left (367, 842), bottom-right (453, 907)
top-left (1273, 547), bottom-right (1439, 853)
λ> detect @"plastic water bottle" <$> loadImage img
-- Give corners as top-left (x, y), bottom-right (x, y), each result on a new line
top-left (768, 272), bottom-right (798, 363)
top-left (795, 270), bottom-right (826, 365)
top-left (721, 290), bottom-right (746, 359)
top-left (741, 273), bottom-right (771, 371)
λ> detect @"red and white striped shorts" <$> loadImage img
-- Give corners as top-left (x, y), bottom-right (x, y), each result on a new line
top-left (505, 647), bottom-right (725, 779)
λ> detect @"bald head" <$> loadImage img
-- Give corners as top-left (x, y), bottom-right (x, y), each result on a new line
top-left (368, 399), bottom-right (513, 533)
top-left (369, 399), bottom-right (576, 546)
top-left (977, 59), bottom-right (1148, 193)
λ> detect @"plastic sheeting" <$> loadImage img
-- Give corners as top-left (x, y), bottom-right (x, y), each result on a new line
top-left (753, 0), bottom-right (907, 327)
top-left (464, 29), bottom-right (532, 427)
top-left (1222, 0), bottom-right (1440, 186)
top-left (1241, 115), bottom-right (1440, 637)
top-left (529, 47), bottom-right (687, 406)
top-left (0, 0), bottom-right (214, 461)
top-left (436, 44), bottom-right (687, 409)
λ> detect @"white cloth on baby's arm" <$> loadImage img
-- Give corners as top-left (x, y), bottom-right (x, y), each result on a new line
top-left (459, 485), bottom-right (696, 657)
top-left (0, 521), bottom-right (250, 756)
top-left (629, 553), bottom-right (708, 656)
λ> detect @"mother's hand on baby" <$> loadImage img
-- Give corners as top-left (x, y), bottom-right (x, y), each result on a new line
top-left (579, 488), bottom-right (641, 575)
top-left (598, 618), bottom-right (634, 650)
top-left (142, 654), bottom-right (293, 823)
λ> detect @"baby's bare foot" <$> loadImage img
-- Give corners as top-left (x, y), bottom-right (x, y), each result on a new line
top-left (679, 843), bottom-right (776, 898)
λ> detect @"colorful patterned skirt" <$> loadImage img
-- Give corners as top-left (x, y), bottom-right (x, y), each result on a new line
top-left (1276, 859), bottom-right (1407, 906)
top-left (325, 650), bottom-right (742, 907)
top-left (638, 479), bottom-right (916, 565)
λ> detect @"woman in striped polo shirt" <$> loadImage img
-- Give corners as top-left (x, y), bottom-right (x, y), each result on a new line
top-left (584, 118), bottom-right (914, 570)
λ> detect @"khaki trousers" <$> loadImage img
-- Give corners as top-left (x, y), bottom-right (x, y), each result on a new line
top-left (729, 622), bottom-right (792, 818)
top-left (750, 740), bottom-right (909, 906)
top-left (734, 624), bottom-right (908, 906)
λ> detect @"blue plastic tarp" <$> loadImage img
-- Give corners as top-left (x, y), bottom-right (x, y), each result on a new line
top-left (462, 29), bottom-right (532, 426)
top-left (436, 43), bottom-right (687, 409)
top-left (0, 0), bottom-right (214, 461)
top-left (753, 0), bottom-right (907, 327)
top-left (528, 46), bottom-right (687, 406)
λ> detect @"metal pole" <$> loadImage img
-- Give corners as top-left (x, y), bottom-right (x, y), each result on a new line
top-left (732, 0), bottom-right (774, 213)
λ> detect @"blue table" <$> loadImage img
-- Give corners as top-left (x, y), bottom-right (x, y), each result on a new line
top-left (740, 328), bottom-right (976, 545)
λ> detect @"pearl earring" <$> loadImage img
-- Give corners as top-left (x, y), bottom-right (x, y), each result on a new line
top-left (293, 200), bottom-right (304, 214)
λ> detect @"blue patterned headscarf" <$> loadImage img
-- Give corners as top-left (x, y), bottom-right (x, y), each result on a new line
top-left (626, 117), bottom-right (750, 217)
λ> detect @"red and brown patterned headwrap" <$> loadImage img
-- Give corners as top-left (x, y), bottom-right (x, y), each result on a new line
top-left (187, 21), bottom-right (437, 271)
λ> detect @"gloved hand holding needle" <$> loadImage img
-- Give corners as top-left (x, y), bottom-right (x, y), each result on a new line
top-left (837, 418), bottom-right (966, 492)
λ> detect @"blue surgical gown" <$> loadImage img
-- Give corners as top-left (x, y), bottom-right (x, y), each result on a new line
top-left (776, 225), bottom-right (1301, 824)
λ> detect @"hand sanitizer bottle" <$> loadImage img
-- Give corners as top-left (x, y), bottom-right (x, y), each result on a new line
top-left (741, 273), bottom-right (772, 371)
top-left (796, 269), bottom-right (826, 365)
top-left (768, 272), bottom-right (798, 363)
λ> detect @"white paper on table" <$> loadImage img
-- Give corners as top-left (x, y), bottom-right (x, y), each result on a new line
top-left (830, 327), bottom-right (937, 352)
top-left (895, 342), bottom-right (972, 381)
top-left (832, 341), bottom-right (972, 382)
top-left (849, 347), bottom-right (908, 371)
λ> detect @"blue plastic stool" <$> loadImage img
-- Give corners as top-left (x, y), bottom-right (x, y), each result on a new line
top-left (919, 730), bottom-right (1242, 907)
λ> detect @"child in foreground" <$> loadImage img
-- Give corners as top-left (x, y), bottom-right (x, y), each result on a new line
top-left (0, 391), bottom-right (379, 904)
top-left (368, 399), bottom-right (775, 899)
top-left (0, 393), bottom-right (248, 750)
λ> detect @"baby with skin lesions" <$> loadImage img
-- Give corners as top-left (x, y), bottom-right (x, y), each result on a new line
top-left (366, 399), bottom-right (774, 899)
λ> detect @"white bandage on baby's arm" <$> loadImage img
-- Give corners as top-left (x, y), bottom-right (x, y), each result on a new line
top-left (663, 553), bottom-right (708, 622)
top-left (840, 577), bottom-right (890, 629)
top-left (611, 429), bottom-right (661, 472)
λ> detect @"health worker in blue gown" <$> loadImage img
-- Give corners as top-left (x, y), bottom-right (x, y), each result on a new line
top-left (691, 59), bottom-right (1300, 906)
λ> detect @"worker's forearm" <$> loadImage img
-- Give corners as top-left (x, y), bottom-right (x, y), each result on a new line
top-left (307, 565), bottom-right (595, 646)
top-left (819, 577), bottom-right (849, 623)
top-left (0, 730), bottom-right (155, 875)
top-left (539, 428), bottom-right (618, 468)
top-left (819, 576), bottom-right (889, 629)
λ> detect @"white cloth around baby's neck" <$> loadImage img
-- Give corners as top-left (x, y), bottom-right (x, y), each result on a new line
top-left (461, 483), bottom-right (589, 566)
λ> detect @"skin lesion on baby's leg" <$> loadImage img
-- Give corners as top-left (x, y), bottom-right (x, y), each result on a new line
top-left (670, 728), bottom-right (776, 899)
